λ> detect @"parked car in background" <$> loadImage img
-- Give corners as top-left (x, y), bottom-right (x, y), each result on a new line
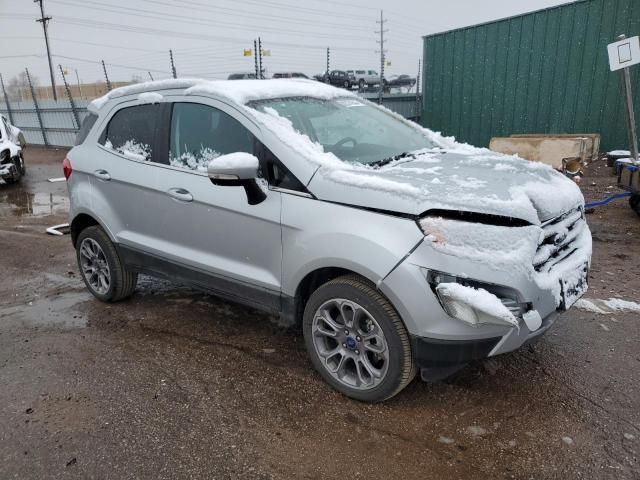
top-left (384, 74), bottom-right (416, 89)
top-left (315, 70), bottom-right (354, 89)
top-left (228, 73), bottom-right (257, 80)
top-left (0, 115), bottom-right (26, 185)
top-left (66, 78), bottom-right (591, 402)
top-left (345, 69), bottom-right (380, 88)
top-left (272, 72), bottom-right (309, 79)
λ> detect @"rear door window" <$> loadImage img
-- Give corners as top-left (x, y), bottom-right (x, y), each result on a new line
top-left (99, 104), bottom-right (159, 162)
top-left (169, 102), bottom-right (255, 172)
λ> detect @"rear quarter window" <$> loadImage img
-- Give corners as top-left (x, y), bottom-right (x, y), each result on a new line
top-left (99, 104), bottom-right (160, 162)
top-left (75, 113), bottom-right (98, 145)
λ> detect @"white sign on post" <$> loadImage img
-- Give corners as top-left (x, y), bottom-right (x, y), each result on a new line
top-left (608, 36), bottom-right (640, 71)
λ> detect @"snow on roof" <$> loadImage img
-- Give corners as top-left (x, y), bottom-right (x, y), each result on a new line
top-left (89, 78), bottom-right (206, 111)
top-left (184, 78), bottom-right (354, 104)
top-left (89, 78), bottom-right (352, 112)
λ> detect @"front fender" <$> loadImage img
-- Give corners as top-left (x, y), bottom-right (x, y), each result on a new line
top-left (281, 195), bottom-right (423, 296)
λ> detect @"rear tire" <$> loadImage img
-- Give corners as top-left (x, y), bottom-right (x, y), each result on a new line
top-left (303, 274), bottom-right (416, 402)
top-left (76, 225), bottom-right (137, 302)
top-left (358, 79), bottom-right (365, 89)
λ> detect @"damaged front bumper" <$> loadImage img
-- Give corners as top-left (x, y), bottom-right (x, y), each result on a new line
top-left (378, 214), bottom-right (591, 380)
top-left (0, 162), bottom-right (17, 179)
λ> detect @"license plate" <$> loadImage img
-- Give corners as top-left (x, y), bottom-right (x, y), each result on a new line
top-left (559, 263), bottom-right (589, 311)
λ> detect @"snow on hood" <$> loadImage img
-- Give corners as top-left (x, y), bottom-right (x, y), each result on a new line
top-left (311, 149), bottom-right (583, 225)
top-left (244, 102), bottom-right (583, 224)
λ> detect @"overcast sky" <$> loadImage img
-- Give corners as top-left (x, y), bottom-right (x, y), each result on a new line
top-left (1, 0), bottom-right (573, 86)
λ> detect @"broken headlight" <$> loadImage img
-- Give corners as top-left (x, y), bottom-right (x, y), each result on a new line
top-left (425, 270), bottom-right (528, 328)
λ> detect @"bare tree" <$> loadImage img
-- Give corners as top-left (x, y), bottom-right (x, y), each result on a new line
top-left (6, 72), bottom-right (40, 101)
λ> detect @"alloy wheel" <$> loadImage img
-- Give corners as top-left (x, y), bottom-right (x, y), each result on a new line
top-left (311, 298), bottom-right (389, 390)
top-left (79, 238), bottom-right (111, 295)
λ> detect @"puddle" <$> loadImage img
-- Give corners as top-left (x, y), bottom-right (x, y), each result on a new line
top-left (0, 188), bottom-right (69, 217)
top-left (0, 290), bottom-right (90, 328)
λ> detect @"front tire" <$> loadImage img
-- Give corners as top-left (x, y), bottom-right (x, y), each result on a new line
top-left (303, 275), bottom-right (415, 402)
top-left (76, 226), bottom-right (137, 302)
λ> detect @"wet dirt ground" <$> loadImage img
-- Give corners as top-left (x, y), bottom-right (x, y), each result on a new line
top-left (1, 147), bottom-right (639, 479)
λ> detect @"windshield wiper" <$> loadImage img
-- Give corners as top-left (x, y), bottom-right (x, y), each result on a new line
top-left (370, 151), bottom-right (414, 168)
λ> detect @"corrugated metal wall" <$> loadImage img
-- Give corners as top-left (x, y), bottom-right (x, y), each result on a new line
top-left (422, 0), bottom-right (640, 152)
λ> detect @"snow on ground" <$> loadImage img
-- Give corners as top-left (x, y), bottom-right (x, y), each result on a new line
top-left (574, 298), bottom-right (640, 314)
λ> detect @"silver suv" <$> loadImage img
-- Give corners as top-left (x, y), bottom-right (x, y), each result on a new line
top-left (66, 79), bottom-right (592, 402)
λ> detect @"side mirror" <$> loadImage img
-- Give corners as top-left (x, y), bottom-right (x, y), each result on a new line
top-left (208, 152), bottom-right (259, 181)
top-left (207, 153), bottom-right (266, 205)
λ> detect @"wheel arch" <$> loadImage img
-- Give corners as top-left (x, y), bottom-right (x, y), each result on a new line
top-left (70, 212), bottom-right (114, 247)
top-left (285, 265), bottom-right (398, 329)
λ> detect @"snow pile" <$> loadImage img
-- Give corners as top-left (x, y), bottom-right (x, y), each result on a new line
top-left (436, 282), bottom-right (518, 327)
top-left (575, 298), bottom-right (640, 314)
top-left (186, 78), bottom-right (354, 105)
top-left (608, 150), bottom-right (631, 156)
top-left (170, 147), bottom-right (220, 172)
top-left (104, 139), bottom-right (150, 162)
top-left (138, 91), bottom-right (163, 104)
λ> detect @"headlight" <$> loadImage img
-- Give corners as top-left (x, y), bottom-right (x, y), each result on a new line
top-left (426, 270), bottom-right (527, 329)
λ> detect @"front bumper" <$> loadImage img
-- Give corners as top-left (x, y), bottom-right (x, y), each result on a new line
top-left (0, 163), bottom-right (16, 178)
top-left (411, 310), bottom-right (557, 370)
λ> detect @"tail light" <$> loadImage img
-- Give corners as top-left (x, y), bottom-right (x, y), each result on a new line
top-left (63, 157), bottom-right (72, 180)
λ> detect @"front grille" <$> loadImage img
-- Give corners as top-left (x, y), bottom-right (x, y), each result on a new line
top-left (534, 208), bottom-right (585, 273)
top-left (500, 298), bottom-right (525, 319)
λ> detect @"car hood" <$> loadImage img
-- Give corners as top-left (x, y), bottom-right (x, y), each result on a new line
top-left (307, 148), bottom-right (584, 225)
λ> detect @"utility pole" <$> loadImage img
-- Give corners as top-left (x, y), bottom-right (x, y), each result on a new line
top-left (148, 71), bottom-right (154, 81)
top-left (34, 0), bottom-right (57, 101)
top-left (326, 47), bottom-right (330, 73)
top-left (169, 49), bottom-right (177, 79)
top-left (101, 60), bottom-right (112, 91)
top-left (258, 37), bottom-right (264, 79)
top-left (375, 10), bottom-right (388, 104)
top-left (74, 69), bottom-right (83, 99)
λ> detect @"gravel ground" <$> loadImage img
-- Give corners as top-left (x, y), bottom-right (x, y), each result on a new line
top-left (0, 147), bottom-right (638, 479)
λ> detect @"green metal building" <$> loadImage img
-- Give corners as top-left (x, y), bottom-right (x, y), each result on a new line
top-left (421, 0), bottom-right (639, 152)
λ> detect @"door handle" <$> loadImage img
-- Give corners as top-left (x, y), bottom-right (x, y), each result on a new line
top-left (167, 187), bottom-right (193, 202)
top-left (93, 169), bottom-right (111, 181)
